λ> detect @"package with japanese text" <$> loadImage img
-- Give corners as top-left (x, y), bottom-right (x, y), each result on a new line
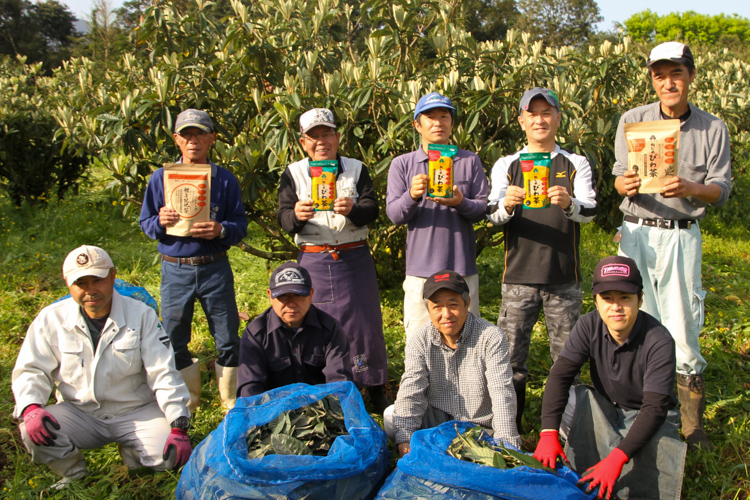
top-left (624, 120), bottom-right (680, 194)
top-left (519, 152), bottom-right (551, 209)
top-left (428, 144), bottom-right (457, 198)
top-left (163, 163), bottom-right (211, 236)
top-left (311, 160), bottom-right (337, 211)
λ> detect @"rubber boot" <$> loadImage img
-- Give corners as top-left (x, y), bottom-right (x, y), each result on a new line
top-left (47, 449), bottom-right (88, 490)
top-left (215, 363), bottom-right (238, 413)
top-left (513, 379), bottom-right (526, 435)
top-left (367, 385), bottom-right (392, 414)
top-left (676, 373), bottom-right (712, 451)
top-left (180, 358), bottom-right (202, 413)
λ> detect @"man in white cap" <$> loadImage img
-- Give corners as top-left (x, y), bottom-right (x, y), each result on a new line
top-left (12, 246), bottom-right (192, 488)
top-left (276, 108), bottom-right (390, 412)
top-left (612, 42), bottom-right (732, 450)
top-left (140, 108), bottom-right (248, 413)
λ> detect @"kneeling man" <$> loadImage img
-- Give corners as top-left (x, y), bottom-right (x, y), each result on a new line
top-left (12, 246), bottom-right (192, 488)
top-left (534, 256), bottom-right (686, 500)
top-left (236, 261), bottom-right (352, 397)
top-left (386, 270), bottom-right (520, 457)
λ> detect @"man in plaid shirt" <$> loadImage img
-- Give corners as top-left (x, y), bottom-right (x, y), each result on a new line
top-left (384, 270), bottom-right (520, 456)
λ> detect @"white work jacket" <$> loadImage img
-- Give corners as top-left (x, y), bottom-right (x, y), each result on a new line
top-left (12, 291), bottom-right (190, 424)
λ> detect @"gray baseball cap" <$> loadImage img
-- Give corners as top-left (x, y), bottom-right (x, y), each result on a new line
top-left (518, 87), bottom-right (560, 114)
top-left (175, 109), bottom-right (214, 133)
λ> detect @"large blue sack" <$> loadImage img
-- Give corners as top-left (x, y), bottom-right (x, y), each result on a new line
top-left (375, 421), bottom-right (596, 500)
top-left (176, 381), bottom-right (390, 500)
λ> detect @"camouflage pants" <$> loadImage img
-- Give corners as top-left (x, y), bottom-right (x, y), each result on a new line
top-left (497, 282), bottom-right (582, 385)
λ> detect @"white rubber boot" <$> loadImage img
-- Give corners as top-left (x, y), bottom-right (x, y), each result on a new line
top-left (215, 364), bottom-right (237, 413)
top-left (180, 358), bottom-right (202, 413)
top-left (47, 449), bottom-right (87, 490)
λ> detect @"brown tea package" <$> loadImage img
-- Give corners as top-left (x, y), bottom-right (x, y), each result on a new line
top-left (624, 119), bottom-right (680, 193)
top-left (163, 163), bottom-right (211, 236)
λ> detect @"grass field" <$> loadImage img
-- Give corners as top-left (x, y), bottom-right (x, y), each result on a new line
top-left (0, 186), bottom-right (748, 499)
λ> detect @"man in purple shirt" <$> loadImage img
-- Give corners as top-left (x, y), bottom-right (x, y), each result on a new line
top-left (386, 93), bottom-right (489, 337)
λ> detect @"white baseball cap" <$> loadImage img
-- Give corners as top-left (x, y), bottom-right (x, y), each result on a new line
top-left (299, 108), bottom-right (337, 134)
top-left (62, 245), bottom-right (114, 286)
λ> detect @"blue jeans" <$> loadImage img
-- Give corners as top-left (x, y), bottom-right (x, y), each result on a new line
top-left (161, 257), bottom-right (240, 370)
top-left (566, 386), bottom-right (686, 500)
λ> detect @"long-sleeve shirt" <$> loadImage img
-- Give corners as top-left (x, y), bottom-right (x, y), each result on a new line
top-left (386, 148), bottom-right (488, 277)
top-left (236, 305), bottom-right (352, 397)
top-left (392, 313), bottom-right (520, 448)
top-left (612, 102), bottom-right (732, 220)
top-left (139, 160), bottom-right (248, 257)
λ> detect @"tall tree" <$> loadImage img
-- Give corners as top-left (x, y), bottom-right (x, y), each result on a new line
top-left (514, 0), bottom-right (603, 47)
top-left (461, 0), bottom-right (519, 42)
top-left (623, 10), bottom-right (750, 46)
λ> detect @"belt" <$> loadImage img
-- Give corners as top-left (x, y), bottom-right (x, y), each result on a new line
top-left (162, 251), bottom-right (227, 266)
top-left (299, 241), bottom-right (367, 260)
top-left (624, 215), bottom-right (695, 229)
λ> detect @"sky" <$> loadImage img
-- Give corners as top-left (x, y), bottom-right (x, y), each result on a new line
top-left (62, 0), bottom-right (750, 31)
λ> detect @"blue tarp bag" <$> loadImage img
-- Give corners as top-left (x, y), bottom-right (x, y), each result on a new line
top-left (375, 421), bottom-right (596, 500)
top-left (176, 381), bottom-right (390, 500)
top-left (56, 279), bottom-right (159, 313)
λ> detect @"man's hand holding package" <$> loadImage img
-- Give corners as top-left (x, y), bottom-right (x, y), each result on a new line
top-left (294, 200), bottom-right (315, 221)
top-left (615, 170), bottom-right (641, 197)
top-left (190, 221), bottom-right (223, 239)
top-left (548, 185), bottom-right (572, 211)
top-left (503, 185), bottom-right (526, 214)
top-left (159, 207), bottom-right (180, 227)
top-left (409, 174), bottom-right (429, 201)
top-left (431, 186), bottom-right (464, 207)
top-left (333, 197), bottom-right (353, 216)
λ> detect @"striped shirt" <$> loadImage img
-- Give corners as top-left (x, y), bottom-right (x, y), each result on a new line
top-left (393, 313), bottom-right (520, 447)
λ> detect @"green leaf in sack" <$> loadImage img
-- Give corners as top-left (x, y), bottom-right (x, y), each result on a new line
top-left (463, 446), bottom-right (502, 467)
top-left (500, 443), bottom-right (556, 473)
top-left (270, 434), bottom-right (312, 455)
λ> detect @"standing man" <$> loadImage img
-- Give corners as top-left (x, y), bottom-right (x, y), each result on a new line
top-left (140, 109), bottom-right (248, 413)
top-left (487, 87), bottom-right (598, 433)
top-left (236, 261), bottom-right (352, 397)
top-left (276, 108), bottom-right (390, 412)
top-left (613, 42), bottom-right (732, 449)
top-left (12, 246), bottom-right (192, 488)
top-left (384, 270), bottom-right (520, 457)
top-left (386, 92), bottom-right (488, 336)
top-left (533, 256), bottom-right (685, 500)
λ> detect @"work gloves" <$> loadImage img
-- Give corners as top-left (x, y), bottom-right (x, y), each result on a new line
top-left (532, 429), bottom-right (567, 468)
top-left (577, 447), bottom-right (629, 499)
top-left (22, 404), bottom-right (61, 446)
top-left (163, 428), bottom-right (192, 469)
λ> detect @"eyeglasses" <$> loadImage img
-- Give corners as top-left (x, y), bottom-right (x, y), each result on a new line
top-left (177, 130), bottom-right (210, 140)
top-left (302, 131), bottom-right (337, 142)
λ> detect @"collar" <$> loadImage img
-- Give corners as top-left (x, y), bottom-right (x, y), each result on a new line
top-left (62, 290), bottom-right (125, 334)
top-left (266, 304), bottom-right (323, 334)
top-left (428, 313), bottom-right (472, 348)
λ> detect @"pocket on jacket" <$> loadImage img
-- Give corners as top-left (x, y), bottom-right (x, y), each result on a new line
top-left (112, 333), bottom-right (141, 375)
top-left (269, 357), bottom-right (292, 372)
top-left (59, 336), bottom-right (84, 380)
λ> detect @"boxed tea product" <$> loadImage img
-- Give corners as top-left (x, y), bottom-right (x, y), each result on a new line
top-left (310, 160), bottom-right (337, 211)
top-left (624, 119), bottom-right (680, 193)
top-left (427, 144), bottom-right (457, 198)
top-left (163, 163), bottom-right (211, 236)
top-left (519, 152), bottom-right (551, 209)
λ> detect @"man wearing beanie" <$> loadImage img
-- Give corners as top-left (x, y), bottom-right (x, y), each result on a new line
top-left (533, 256), bottom-right (685, 500)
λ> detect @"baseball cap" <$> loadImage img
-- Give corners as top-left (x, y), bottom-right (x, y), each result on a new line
top-left (62, 245), bottom-right (114, 286)
top-left (299, 108), bottom-right (337, 134)
top-left (518, 87), bottom-right (560, 114)
top-left (269, 261), bottom-right (312, 298)
top-left (647, 42), bottom-right (694, 68)
top-left (592, 256), bottom-right (643, 296)
top-left (422, 270), bottom-right (470, 300)
top-left (414, 92), bottom-right (456, 120)
top-left (175, 109), bottom-right (214, 133)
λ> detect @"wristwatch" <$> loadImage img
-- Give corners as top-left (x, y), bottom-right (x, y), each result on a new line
top-left (219, 224), bottom-right (227, 239)
top-left (171, 416), bottom-right (190, 431)
top-left (564, 202), bottom-right (575, 216)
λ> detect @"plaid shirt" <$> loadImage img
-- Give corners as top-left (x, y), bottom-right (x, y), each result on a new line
top-left (393, 313), bottom-right (520, 447)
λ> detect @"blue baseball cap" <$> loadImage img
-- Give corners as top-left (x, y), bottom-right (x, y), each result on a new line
top-left (269, 261), bottom-right (312, 298)
top-left (414, 92), bottom-right (456, 120)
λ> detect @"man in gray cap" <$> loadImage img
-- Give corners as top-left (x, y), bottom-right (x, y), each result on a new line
top-left (140, 108), bottom-right (248, 413)
top-left (612, 42), bottom-right (732, 450)
top-left (487, 87), bottom-right (598, 433)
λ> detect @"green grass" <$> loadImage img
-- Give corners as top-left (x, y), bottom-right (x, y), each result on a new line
top-left (1, 188), bottom-right (749, 498)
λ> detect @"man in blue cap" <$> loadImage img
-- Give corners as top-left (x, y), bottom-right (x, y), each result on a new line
top-left (386, 92), bottom-right (488, 337)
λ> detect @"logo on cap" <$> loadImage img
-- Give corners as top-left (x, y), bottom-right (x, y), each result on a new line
top-left (275, 268), bottom-right (307, 287)
top-left (76, 254), bottom-right (89, 266)
top-left (601, 264), bottom-right (631, 277)
top-left (434, 273), bottom-right (450, 282)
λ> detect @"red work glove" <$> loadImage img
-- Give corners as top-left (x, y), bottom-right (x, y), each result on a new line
top-left (533, 430), bottom-right (568, 468)
top-left (22, 404), bottom-right (61, 446)
top-left (162, 428), bottom-right (192, 469)
top-left (577, 447), bottom-right (629, 499)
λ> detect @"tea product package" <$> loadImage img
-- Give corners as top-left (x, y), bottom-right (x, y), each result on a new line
top-left (310, 160), bottom-right (337, 211)
top-left (427, 144), bottom-right (457, 198)
top-left (163, 163), bottom-right (211, 237)
top-left (624, 119), bottom-right (680, 193)
top-left (519, 152), bottom-right (551, 209)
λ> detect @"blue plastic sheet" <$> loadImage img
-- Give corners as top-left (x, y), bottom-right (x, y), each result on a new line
top-left (176, 381), bottom-right (390, 500)
top-left (56, 279), bottom-right (159, 314)
top-left (375, 421), bottom-right (596, 500)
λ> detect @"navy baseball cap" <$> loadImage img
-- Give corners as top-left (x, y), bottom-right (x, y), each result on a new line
top-left (414, 92), bottom-right (456, 120)
top-left (592, 256), bottom-right (643, 296)
top-left (518, 87), bottom-right (560, 114)
top-left (647, 42), bottom-right (694, 68)
top-left (269, 262), bottom-right (312, 298)
top-left (422, 270), bottom-right (470, 300)
top-left (175, 109), bottom-right (214, 133)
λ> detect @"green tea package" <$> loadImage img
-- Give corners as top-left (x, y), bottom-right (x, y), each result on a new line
top-left (624, 119), bottom-right (680, 194)
top-left (428, 144), bottom-right (457, 198)
top-left (519, 152), bottom-right (551, 209)
top-left (310, 160), bottom-right (337, 211)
